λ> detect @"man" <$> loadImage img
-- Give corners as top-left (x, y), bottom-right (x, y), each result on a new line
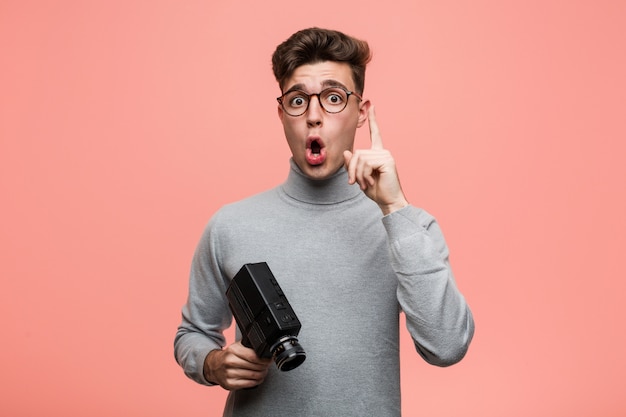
top-left (175, 27), bottom-right (474, 416)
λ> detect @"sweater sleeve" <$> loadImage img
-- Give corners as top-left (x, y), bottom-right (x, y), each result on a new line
top-left (382, 205), bottom-right (474, 366)
top-left (173, 215), bottom-right (232, 386)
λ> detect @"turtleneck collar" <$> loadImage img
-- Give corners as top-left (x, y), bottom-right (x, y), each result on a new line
top-left (281, 158), bottom-right (363, 205)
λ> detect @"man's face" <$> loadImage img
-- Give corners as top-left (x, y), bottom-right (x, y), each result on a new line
top-left (278, 61), bottom-right (370, 180)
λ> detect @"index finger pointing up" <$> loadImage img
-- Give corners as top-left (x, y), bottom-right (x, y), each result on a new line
top-left (368, 106), bottom-right (383, 150)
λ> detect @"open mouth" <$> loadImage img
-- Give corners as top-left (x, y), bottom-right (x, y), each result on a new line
top-left (310, 140), bottom-right (321, 155)
top-left (306, 137), bottom-right (326, 165)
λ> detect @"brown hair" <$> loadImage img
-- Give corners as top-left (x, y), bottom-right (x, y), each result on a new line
top-left (272, 28), bottom-right (372, 95)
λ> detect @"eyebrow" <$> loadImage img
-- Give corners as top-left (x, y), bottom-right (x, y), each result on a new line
top-left (283, 79), bottom-right (350, 94)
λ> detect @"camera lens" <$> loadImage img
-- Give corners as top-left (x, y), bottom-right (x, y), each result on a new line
top-left (272, 336), bottom-right (306, 371)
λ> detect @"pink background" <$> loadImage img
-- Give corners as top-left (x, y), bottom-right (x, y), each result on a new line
top-left (2, 1), bottom-right (625, 416)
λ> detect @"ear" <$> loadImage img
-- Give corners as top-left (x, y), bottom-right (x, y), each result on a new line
top-left (277, 104), bottom-right (284, 121)
top-left (356, 99), bottom-right (371, 128)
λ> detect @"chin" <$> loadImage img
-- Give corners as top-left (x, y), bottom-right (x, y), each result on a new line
top-left (305, 163), bottom-right (343, 180)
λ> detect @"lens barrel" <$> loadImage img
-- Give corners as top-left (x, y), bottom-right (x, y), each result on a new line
top-left (272, 336), bottom-right (306, 371)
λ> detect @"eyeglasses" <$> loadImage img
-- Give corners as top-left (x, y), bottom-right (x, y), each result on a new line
top-left (277, 86), bottom-right (362, 117)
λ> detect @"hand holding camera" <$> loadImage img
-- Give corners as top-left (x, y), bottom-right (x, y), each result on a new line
top-left (204, 262), bottom-right (306, 390)
top-left (203, 341), bottom-right (272, 390)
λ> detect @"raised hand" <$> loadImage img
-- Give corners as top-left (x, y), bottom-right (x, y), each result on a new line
top-left (343, 106), bottom-right (409, 215)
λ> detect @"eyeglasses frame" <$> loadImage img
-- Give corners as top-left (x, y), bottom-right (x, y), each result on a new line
top-left (277, 86), bottom-right (363, 117)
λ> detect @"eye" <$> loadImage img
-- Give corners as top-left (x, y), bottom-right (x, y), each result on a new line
top-left (321, 89), bottom-right (346, 106)
top-left (328, 94), bottom-right (342, 104)
top-left (287, 93), bottom-right (308, 108)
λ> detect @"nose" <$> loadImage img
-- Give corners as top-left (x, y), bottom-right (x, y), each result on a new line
top-left (306, 94), bottom-right (323, 127)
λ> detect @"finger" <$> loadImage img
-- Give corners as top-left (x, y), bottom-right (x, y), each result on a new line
top-left (355, 156), bottom-right (366, 190)
top-left (368, 106), bottom-right (383, 150)
top-left (351, 153), bottom-right (369, 190)
top-left (228, 362), bottom-right (270, 388)
top-left (228, 367), bottom-right (268, 382)
top-left (231, 342), bottom-right (272, 367)
top-left (224, 355), bottom-right (270, 377)
top-left (353, 153), bottom-right (375, 191)
top-left (226, 370), bottom-right (268, 390)
top-left (343, 150), bottom-right (356, 185)
top-left (361, 154), bottom-right (379, 187)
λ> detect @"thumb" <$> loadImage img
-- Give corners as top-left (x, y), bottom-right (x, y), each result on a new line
top-left (343, 149), bottom-right (353, 167)
top-left (343, 150), bottom-right (355, 184)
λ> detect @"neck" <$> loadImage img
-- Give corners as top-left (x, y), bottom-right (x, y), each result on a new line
top-left (282, 159), bottom-right (361, 205)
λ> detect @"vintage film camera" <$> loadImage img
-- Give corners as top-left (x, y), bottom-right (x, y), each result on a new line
top-left (226, 262), bottom-right (306, 371)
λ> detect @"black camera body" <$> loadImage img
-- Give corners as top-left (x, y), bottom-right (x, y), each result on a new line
top-left (226, 262), bottom-right (306, 371)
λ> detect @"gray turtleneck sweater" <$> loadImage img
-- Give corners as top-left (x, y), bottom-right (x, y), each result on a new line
top-left (174, 160), bottom-right (474, 416)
